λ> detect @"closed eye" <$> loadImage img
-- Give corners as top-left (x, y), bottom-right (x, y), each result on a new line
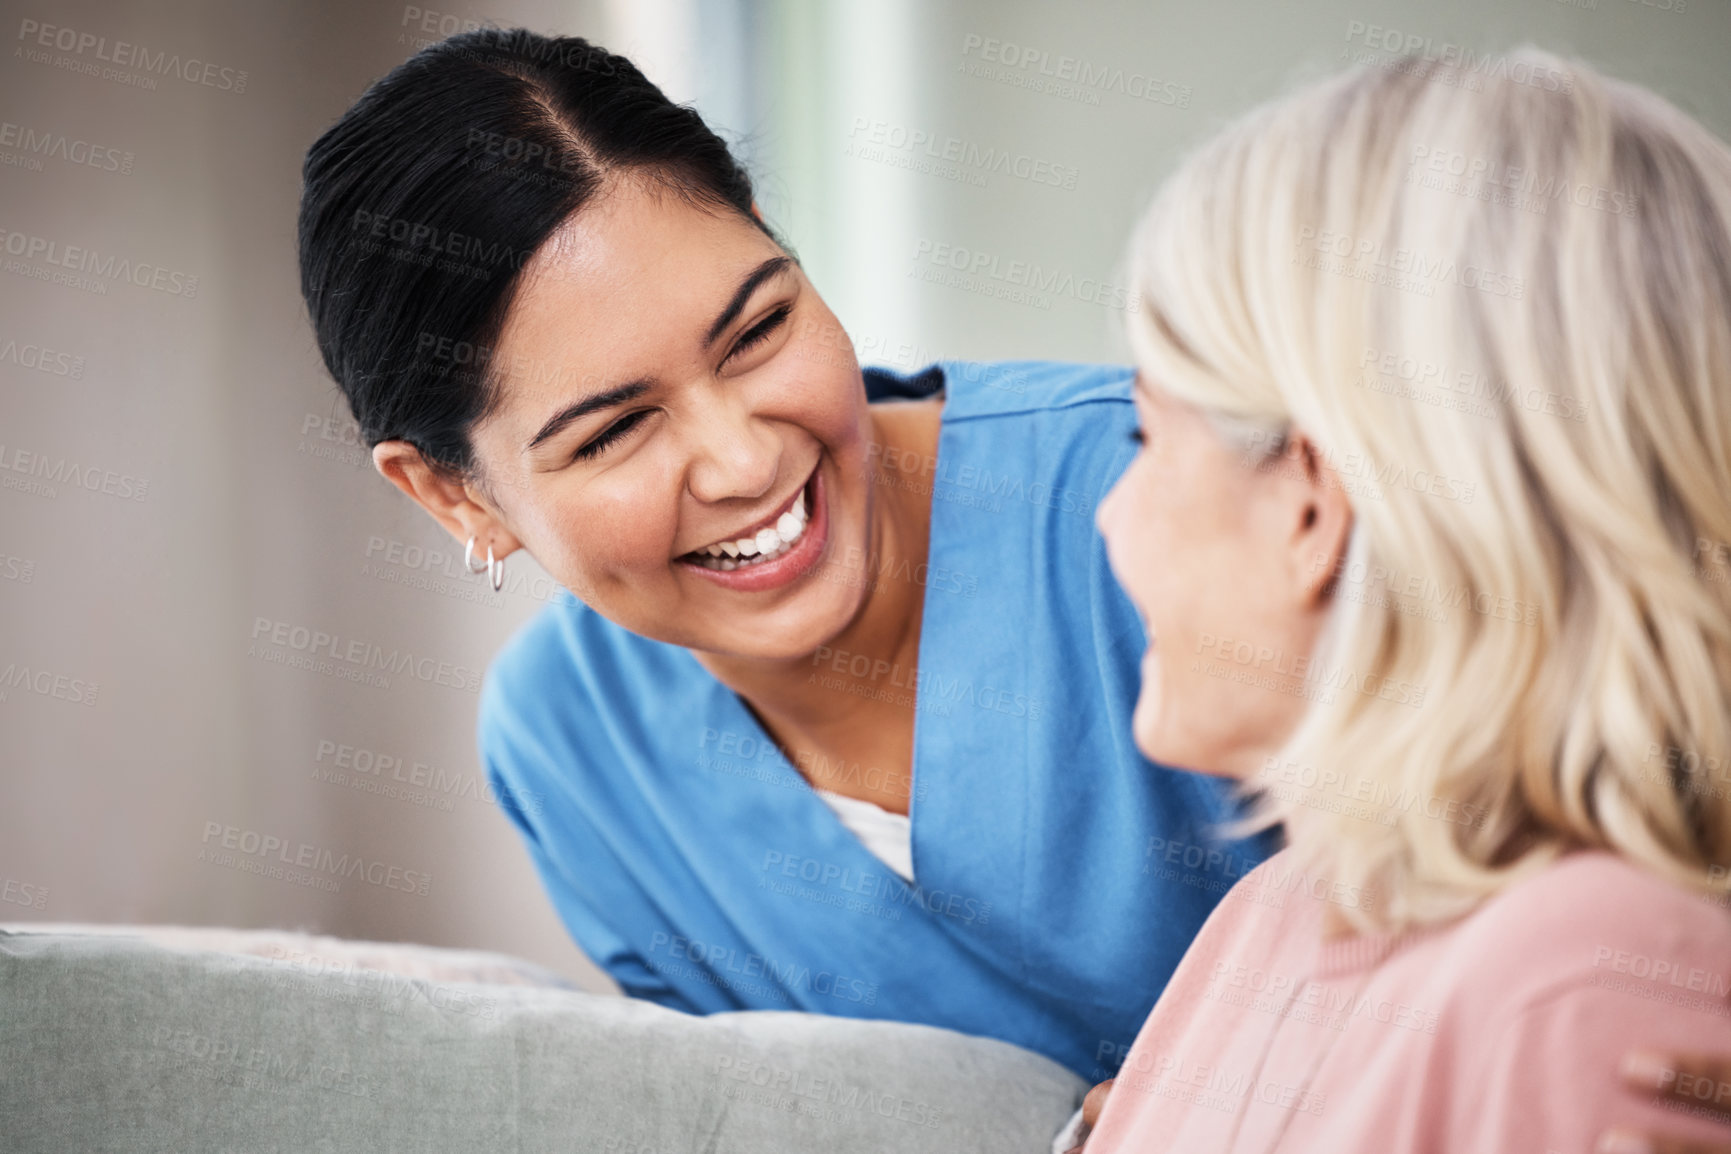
top-left (572, 409), bottom-right (652, 462)
top-left (721, 304), bottom-right (791, 368)
top-left (570, 304), bottom-right (791, 462)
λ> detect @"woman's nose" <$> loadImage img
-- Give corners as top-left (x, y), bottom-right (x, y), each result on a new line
top-left (682, 390), bottom-right (781, 505)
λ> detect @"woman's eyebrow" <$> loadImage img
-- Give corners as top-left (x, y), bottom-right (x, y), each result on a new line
top-left (523, 256), bottom-right (791, 453)
top-left (526, 379), bottom-right (652, 451)
top-left (703, 256), bottom-right (792, 348)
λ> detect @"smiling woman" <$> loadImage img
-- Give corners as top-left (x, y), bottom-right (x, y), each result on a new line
top-left (1082, 48), bottom-right (1731, 1153)
top-left (296, 27), bottom-right (1279, 1084)
top-left (449, 189), bottom-right (882, 634)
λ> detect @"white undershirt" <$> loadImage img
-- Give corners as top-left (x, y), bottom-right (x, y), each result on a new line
top-left (813, 788), bottom-right (914, 881)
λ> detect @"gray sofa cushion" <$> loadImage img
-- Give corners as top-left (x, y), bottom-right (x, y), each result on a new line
top-left (0, 928), bottom-right (1086, 1153)
top-left (2, 921), bottom-right (585, 990)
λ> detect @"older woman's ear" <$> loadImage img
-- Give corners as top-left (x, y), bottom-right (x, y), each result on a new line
top-left (1276, 432), bottom-right (1353, 609)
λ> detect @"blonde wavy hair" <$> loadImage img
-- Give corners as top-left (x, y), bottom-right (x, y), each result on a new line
top-left (1127, 48), bottom-right (1731, 933)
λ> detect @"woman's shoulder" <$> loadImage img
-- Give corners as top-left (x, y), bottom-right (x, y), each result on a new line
top-left (935, 358), bottom-right (1136, 422)
top-left (478, 590), bottom-right (692, 735)
top-left (1405, 853), bottom-right (1731, 1148)
top-left (861, 358), bottom-right (1135, 420)
top-left (1424, 850), bottom-right (1731, 1017)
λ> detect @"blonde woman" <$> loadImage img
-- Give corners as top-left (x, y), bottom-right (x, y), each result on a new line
top-left (1081, 50), bottom-right (1731, 1151)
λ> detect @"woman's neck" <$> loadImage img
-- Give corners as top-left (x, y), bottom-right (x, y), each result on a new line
top-left (691, 398), bottom-right (942, 813)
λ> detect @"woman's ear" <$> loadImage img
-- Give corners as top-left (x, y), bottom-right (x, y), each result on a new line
top-left (371, 440), bottom-right (522, 558)
top-left (1280, 433), bottom-right (1353, 608)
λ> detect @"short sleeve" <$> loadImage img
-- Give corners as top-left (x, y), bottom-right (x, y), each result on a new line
top-left (1457, 981), bottom-right (1731, 1151)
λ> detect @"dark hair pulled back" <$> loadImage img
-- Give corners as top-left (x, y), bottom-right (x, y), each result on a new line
top-left (297, 27), bottom-right (774, 478)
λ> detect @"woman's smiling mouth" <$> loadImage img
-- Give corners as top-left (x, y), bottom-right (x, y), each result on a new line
top-left (681, 474), bottom-right (811, 570)
top-left (675, 464), bottom-right (829, 591)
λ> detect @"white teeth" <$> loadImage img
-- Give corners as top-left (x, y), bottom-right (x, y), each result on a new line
top-left (684, 475), bottom-right (816, 571)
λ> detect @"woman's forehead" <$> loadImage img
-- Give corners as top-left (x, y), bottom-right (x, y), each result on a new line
top-left (481, 187), bottom-right (787, 438)
top-left (508, 182), bottom-right (776, 341)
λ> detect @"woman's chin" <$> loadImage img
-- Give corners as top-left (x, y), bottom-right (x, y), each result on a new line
top-left (1131, 654), bottom-right (1235, 776)
top-left (1131, 649), bottom-right (1167, 762)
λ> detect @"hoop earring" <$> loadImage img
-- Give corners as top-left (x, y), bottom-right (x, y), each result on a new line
top-left (464, 536), bottom-right (489, 574)
top-left (487, 545), bottom-right (504, 593)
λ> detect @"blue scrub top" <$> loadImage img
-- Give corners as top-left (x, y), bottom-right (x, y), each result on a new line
top-left (478, 359), bottom-right (1278, 1081)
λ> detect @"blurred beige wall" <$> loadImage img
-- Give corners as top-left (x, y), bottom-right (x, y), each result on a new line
top-left (0, 0), bottom-right (626, 992)
top-left (754, 0), bottom-right (1731, 372)
top-left (1, 0), bottom-right (1725, 989)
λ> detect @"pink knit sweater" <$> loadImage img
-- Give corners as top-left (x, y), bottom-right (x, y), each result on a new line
top-left (1085, 848), bottom-right (1731, 1152)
